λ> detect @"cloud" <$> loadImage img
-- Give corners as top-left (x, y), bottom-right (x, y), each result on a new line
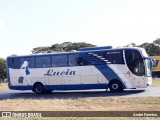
top-left (0, 20), bottom-right (6, 31)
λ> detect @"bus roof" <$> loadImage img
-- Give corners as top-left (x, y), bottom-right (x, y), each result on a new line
top-left (80, 46), bottom-right (112, 51)
top-left (7, 47), bottom-right (144, 58)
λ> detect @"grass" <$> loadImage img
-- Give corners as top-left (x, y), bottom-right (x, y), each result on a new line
top-left (0, 80), bottom-right (160, 119)
top-left (0, 83), bottom-right (8, 90)
top-left (0, 97), bottom-right (160, 111)
top-left (152, 78), bottom-right (160, 87)
top-left (0, 97), bottom-right (160, 119)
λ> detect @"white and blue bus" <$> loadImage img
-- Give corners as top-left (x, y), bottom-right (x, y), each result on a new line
top-left (6, 46), bottom-right (152, 94)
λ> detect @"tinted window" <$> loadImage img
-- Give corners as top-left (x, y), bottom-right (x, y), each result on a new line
top-left (68, 55), bottom-right (78, 66)
top-left (104, 51), bottom-right (124, 64)
top-left (125, 50), bottom-right (144, 76)
top-left (36, 56), bottom-right (51, 68)
top-left (7, 57), bottom-right (21, 69)
top-left (125, 50), bottom-right (142, 64)
top-left (20, 57), bottom-right (35, 68)
top-left (77, 57), bottom-right (90, 66)
top-left (52, 55), bottom-right (68, 67)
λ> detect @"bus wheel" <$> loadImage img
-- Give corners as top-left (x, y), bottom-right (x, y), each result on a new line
top-left (33, 83), bottom-right (45, 94)
top-left (108, 80), bottom-right (123, 92)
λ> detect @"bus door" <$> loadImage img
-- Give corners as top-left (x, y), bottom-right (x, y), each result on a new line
top-left (125, 50), bottom-right (146, 88)
top-left (131, 59), bottom-right (146, 88)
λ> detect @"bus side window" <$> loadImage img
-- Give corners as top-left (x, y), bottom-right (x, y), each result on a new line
top-left (20, 57), bottom-right (35, 68)
top-left (68, 55), bottom-right (78, 66)
top-left (77, 57), bottom-right (90, 66)
top-left (52, 55), bottom-right (68, 67)
top-left (105, 51), bottom-right (124, 64)
top-left (8, 58), bottom-right (21, 69)
top-left (77, 57), bottom-right (83, 66)
top-left (114, 51), bottom-right (124, 64)
top-left (36, 56), bottom-right (51, 68)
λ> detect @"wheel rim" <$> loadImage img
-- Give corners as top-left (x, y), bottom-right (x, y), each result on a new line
top-left (112, 84), bottom-right (118, 90)
top-left (36, 86), bottom-right (42, 92)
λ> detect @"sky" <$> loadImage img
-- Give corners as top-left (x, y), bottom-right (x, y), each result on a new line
top-left (0, 0), bottom-right (160, 58)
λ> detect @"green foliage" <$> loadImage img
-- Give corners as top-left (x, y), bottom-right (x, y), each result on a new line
top-left (32, 42), bottom-right (96, 54)
top-left (126, 39), bottom-right (160, 56)
top-left (125, 42), bottom-right (136, 47)
top-left (154, 38), bottom-right (160, 45)
top-left (31, 39), bottom-right (160, 56)
top-left (32, 46), bottom-right (52, 54)
top-left (139, 38), bottom-right (160, 56)
top-left (62, 42), bottom-right (96, 51)
top-left (51, 43), bottom-right (64, 52)
top-left (0, 58), bottom-right (6, 81)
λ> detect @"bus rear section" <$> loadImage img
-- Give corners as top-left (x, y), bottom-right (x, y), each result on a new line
top-left (150, 56), bottom-right (160, 78)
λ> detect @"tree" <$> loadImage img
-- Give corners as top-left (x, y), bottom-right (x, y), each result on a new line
top-left (125, 42), bottom-right (137, 47)
top-left (62, 42), bottom-right (96, 51)
top-left (32, 40), bottom-right (160, 56)
top-left (50, 43), bottom-right (64, 52)
top-left (32, 47), bottom-right (52, 54)
top-left (0, 58), bottom-right (6, 82)
top-left (154, 38), bottom-right (160, 45)
top-left (139, 39), bottom-right (160, 56)
top-left (32, 42), bottom-right (96, 54)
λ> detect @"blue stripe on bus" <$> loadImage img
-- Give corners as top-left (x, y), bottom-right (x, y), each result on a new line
top-left (9, 86), bottom-right (32, 90)
top-left (9, 84), bottom-right (108, 91)
top-left (94, 64), bottom-right (126, 89)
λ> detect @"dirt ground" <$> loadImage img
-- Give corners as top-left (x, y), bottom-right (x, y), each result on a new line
top-left (0, 97), bottom-right (160, 111)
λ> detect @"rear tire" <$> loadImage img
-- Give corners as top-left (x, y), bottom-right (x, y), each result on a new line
top-left (108, 80), bottom-right (123, 92)
top-left (33, 83), bottom-right (45, 94)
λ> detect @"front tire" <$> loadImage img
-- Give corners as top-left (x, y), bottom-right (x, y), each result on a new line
top-left (108, 80), bottom-right (123, 92)
top-left (33, 83), bottom-right (45, 94)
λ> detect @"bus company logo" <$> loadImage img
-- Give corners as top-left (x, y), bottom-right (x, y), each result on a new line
top-left (44, 69), bottom-right (76, 76)
top-left (2, 112), bottom-right (12, 117)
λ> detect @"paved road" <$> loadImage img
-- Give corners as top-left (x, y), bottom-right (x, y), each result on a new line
top-left (0, 87), bottom-right (159, 99)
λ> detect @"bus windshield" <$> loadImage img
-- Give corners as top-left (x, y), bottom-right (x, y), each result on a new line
top-left (125, 49), bottom-right (152, 77)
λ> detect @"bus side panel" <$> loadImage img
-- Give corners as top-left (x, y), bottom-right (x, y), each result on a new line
top-left (78, 66), bottom-right (104, 84)
top-left (108, 64), bottom-right (133, 88)
top-left (48, 76), bottom-right (65, 85)
top-left (8, 68), bottom-right (47, 87)
top-left (47, 66), bottom-right (106, 86)
top-left (8, 64), bottom-right (134, 90)
top-left (8, 66), bottom-right (108, 90)
top-left (110, 64), bottom-right (147, 88)
top-left (45, 84), bottom-right (108, 90)
top-left (9, 68), bottom-right (30, 86)
top-left (8, 64), bottom-right (137, 90)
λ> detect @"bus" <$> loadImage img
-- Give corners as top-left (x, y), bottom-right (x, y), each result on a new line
top-left (150, 56), bottom-right (160, 78)
top-left (6, 46), bottom-right (152, 94)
